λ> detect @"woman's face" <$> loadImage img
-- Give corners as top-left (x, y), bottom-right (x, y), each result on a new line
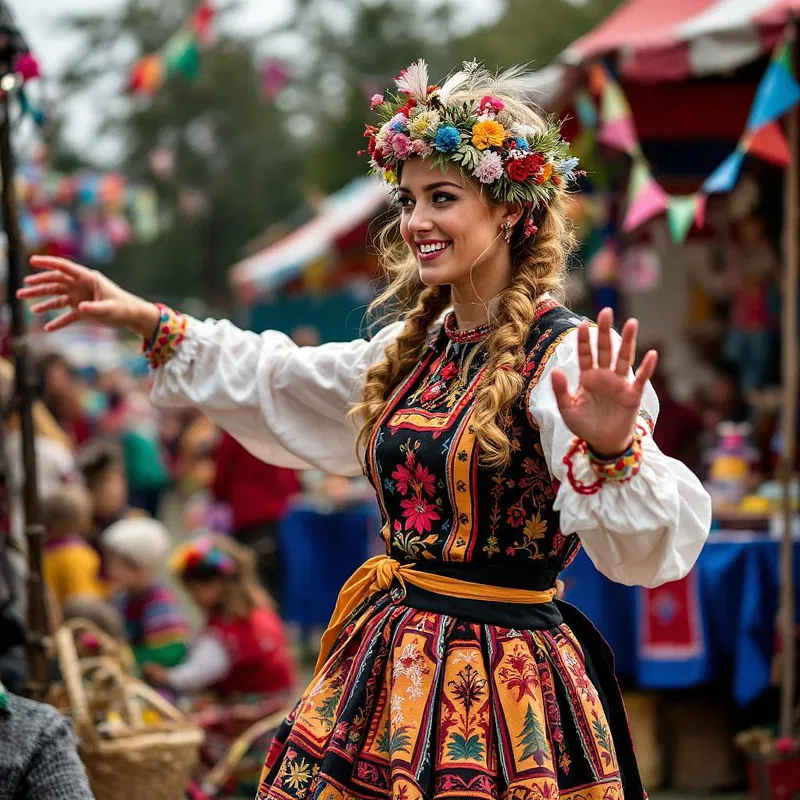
top-left (185, 578), bottom-right (225, 611)
top-left (397, 159), bottom-right (511, 291)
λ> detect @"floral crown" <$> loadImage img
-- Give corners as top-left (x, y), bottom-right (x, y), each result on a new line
top-left (169, 535), bottom-right (236, 578)
top-left (360, 59), bottom-right (581, 238)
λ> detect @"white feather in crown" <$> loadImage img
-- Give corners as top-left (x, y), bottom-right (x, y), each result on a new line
top-left (438, 61), bottom-right (538, 106)
top-left (395, 59), bottom-right (430, 104)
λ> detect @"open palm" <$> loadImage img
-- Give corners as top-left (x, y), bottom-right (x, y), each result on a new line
top-left (17, 256), bottom-right (158, 337)
top-left (550, 308), bottom-right (657, 457)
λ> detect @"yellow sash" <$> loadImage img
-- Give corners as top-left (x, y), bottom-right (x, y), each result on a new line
top-left (315, 555), bottom-right (556, 675)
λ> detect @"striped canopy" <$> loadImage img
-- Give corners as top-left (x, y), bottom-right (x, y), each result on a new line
top-left (563, 0), bottom-right (800, 81)
top-left (229, 177), bottom-right (387, 302)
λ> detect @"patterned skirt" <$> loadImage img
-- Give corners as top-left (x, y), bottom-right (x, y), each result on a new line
top-left (257, 586), bottom-right (643, 800)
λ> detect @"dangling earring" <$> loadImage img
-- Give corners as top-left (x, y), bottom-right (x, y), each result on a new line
top-left (502, 221), bottom-right (513, 244)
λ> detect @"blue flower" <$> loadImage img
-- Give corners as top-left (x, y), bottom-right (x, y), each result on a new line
top-left (434, 126), bottom-right (461, 153)
top-left (514, 137), bottom-right (529, 151)
top-left (556, 156), bottom-right (580, 175)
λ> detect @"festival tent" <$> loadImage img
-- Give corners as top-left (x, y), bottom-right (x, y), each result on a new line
top-left (228, 176), bottom-right (387, 304)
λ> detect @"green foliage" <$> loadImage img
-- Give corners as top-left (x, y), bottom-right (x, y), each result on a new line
top-left (446, 732), bottom-right (485, 761)
top-left (518, 703), bottom-right (549, 765)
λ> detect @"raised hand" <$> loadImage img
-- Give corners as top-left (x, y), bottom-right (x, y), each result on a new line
top-left (16, 256), bottom-right (160, 338)
top-left (550, 308), bottom-right (657, 457)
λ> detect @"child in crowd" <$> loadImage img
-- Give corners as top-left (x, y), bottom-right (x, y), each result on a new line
top-left (78, 440), bottom-right (147, 581)
top-left (42, 486), bottom-right (104, 607)
top-left (143, 534), bottom-right (296, 700)
top-left (143, 535), bottom-right (297, 794)
top-left (102, 517), bottom-right (188, 669)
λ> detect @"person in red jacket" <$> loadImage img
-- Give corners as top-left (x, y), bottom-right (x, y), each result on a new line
top-left (211, 431), bottom-right (300, 604)
top-left (143, 534), bottom-right (297, 794)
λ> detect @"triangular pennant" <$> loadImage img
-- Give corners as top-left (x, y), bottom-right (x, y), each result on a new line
top-left (624, 165), bottom-right (669, 232)
top-left (701, 148), bottom-right (745, 194)
top-left (600, 80), bottom-right (632, 124)
top-left (574, 89), bottom-right (597, 130)
top-left (627, 159), bottom-right (651, 201)
top-left (667, 195), bottom-right (699, 243)
top-left (744, 121), bottom-right (791, 166)
top-left (746, 60), bottom-right (800, 131)
top-left (774, 35), bottom-right (794, 75)
top-left (164, 30), bottom-right (198, 75)
top-left (695, 194), bottom-right (708, 228)
top-left (597, 116), bottom-right (639, 154)
top-left (588, 63), bottom-right (608, 97)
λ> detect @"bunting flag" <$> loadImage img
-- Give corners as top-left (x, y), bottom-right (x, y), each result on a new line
top-left (666, 195), bottom-right (701, 244)
top-left (128, 1), bottom-right (214, 97)
top-left (597, 78), bottom-right (640, 156)
top-left (745, 32), bottom-right (800, 132)
top-left (623, 161), bottom-right (669, 232)
top-left (593, 24), bottom-right (800, 242)
top-left (743, 121), bottom-right (791, 166)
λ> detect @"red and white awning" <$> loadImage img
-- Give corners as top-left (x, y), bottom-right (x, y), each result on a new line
top-left (229, 177), bottom-right (387, 301)
top-left (563, 0), bottom-right (800, 81)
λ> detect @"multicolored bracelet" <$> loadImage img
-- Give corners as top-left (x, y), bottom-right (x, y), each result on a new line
top-left (562, 428), bottom-right (644, 495)
top-left (587, 429), bottom-right (644, 482)
top-left (142, 303), bottom-right (187, 369)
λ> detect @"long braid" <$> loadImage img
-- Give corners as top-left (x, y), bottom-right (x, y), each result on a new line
top-left (352, 284), bottom-right (452, 455)
top-left (472, 192), bottom-right (574, 469)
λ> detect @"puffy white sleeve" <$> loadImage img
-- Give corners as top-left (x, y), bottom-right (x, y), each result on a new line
top-left (529, 327), bottom-right (711, 588)
top-left (150, 317), bottom-right (402, 476)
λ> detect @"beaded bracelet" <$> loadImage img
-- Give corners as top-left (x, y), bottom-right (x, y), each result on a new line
top-left (142, 303), bottom-right (187, 369)
top-left (562, 428), bottom-right (644, 495)
top-left (587, 429), bottom-right (644, 482)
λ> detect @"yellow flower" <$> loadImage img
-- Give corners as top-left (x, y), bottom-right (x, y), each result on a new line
top-left (409, 110), bottom-right (440, 138)
top-left (472, 120), bottom-right (506, 150)
top-left (523, 514), bottom-right (547, 541)
top-left (383, 169), bottom-right (398, 184)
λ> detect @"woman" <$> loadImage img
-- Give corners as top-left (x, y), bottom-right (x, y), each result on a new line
top-left (20, 61), bottom-right (710, 800)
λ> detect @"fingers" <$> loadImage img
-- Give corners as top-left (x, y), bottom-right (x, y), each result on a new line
top-left (22, 270), bottom-right (75, 286)
top-left (576, 320), bottom-right (593, 372)
top-left (77, 299), bottom-right (121, 322)
top-left (596, 307), bottom-right (613, 369)
top-left (550, 367), bottom-right (573, 415)
top-left (31, 296), bottom-right (72, 314)
top-left (17, 282), bottom-right (72, 300)
top-left (30, 255), bottom-right (90, 279)
top-left (614, 317), bottom-right (638, 377)
top-left (633, 350), bottom-right (659, 392)
top-left (43, 309), bottom-right (81, 332)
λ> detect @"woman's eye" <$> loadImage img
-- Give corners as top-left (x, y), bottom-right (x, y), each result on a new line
top-left (433, 192), bottom-right (456, 204)
top-left (396, 196), bottom-right (414, 209)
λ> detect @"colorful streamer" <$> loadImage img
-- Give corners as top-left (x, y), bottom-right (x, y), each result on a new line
top-left (128, 1), bottom-right (214, 97)
top-left (592, 25), bottom-right (800, 241)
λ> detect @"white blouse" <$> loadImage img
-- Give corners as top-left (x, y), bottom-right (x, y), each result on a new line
top-left (151, 316), bottom-right (711, 588)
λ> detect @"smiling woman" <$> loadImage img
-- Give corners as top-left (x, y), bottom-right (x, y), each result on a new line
top-left (17, 59), bottom-right (711, 800)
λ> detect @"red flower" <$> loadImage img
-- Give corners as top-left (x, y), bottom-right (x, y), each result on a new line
top-left (413, 463), bottom-right (437, 498)
top-left (391, 463), bottom-right (414, 496)
top-left (440, 361), bottom-right (459, 380)
top-left (400, 497), bottom-right (440, 533)
top-left (506, 157), bottom-right (533, 182)
top-left (479, 95), bottom-right (504, 114)
top-left (527, 152), bottom-right (546, 172)
top-left (397, 98), bottom-right (417, 116)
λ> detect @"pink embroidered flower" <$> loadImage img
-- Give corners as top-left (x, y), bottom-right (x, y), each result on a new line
top-left (370, 93), bottom-right (385, 109)
top-left (413, 463), bottom-right (436, 498)
top-left (473, 151), bottom-right (503, 184)
top-left (391, 463), bottom-right (414, 496)
top-left (392, 133), bottom-right (412, 159)
top-left (400, 497), bottom-right (440, 534)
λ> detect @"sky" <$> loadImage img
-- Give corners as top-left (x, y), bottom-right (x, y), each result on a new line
top-left (11, 0), bottom-right (505, 161)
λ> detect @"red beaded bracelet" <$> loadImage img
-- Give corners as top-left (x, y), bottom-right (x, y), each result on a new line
top-left (142, 303), bottom-right (187, 369)
top-left (562, 428), bottom-right (644, 495)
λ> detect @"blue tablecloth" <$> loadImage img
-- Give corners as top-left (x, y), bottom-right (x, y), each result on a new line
top-left (279, 501), bottom-right (382, 630)
top-left (562, 534), bottom-right (800, 706)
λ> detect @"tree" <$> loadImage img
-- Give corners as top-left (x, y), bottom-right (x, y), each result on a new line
top-left (56, 0), bottom-right (303, 307)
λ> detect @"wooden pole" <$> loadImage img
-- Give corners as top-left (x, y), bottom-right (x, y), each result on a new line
top-left (779, 21), bottom-right (799, 740)
top-left (0, 52), bottom-right (49, 698)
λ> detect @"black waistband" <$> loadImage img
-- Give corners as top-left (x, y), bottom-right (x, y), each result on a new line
top-left (406, 559), bottom-right (558, 592)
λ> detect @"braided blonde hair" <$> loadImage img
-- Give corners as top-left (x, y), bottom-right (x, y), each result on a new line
top-left (351, 70), bottom-right (576, 469)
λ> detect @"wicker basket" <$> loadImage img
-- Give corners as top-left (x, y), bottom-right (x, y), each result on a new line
top-left (53, 619), bottom-right (205, 800)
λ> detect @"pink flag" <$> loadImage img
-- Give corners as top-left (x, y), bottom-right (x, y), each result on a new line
top-left (623, 178), bottom-right (669, 232)
top-left (597, 117), bottom-right (638, 154)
